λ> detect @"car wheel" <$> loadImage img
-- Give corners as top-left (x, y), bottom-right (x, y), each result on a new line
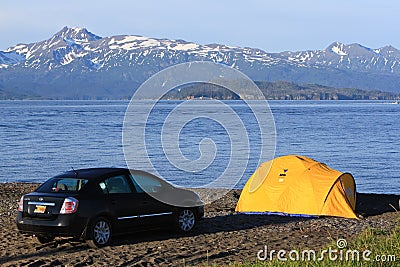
top-left (177, 209), bottom-right (196, 232)
top-left (86, 217), bottom-right (112, 248)
top-left (35, 235), bottom-right (54, 244)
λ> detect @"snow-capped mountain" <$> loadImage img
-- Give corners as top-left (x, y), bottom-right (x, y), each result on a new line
top-left (276, 41), bottom-right (400, 74)
top-left (3, 26), bottom-right (281, 70)
top-left (1, 27), bottom-right (400, 99)
top-left (3, 27), bottom-right (101, 70)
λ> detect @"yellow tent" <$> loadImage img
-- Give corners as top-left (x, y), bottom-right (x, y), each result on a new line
top-left (236, 155), bottom-right (357, 219)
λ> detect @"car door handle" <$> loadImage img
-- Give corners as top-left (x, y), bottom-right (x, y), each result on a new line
top-left (111, 200), bottom-right (117, 205)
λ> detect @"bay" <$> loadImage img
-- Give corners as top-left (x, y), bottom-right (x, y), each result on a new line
top-left (0, 100), bottom-right (398, 194)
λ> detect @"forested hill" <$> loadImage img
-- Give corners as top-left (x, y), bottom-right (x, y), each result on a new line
top-left (163, 81), bottom-right (399, 100)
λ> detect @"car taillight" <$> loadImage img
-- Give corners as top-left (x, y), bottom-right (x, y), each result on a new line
top-left (60, 197), bottom-right (79, 214)
top-left (18, 196), bottom-right (24, 211)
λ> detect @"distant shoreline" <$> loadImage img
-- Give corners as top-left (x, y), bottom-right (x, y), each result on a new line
top-left (2, 81), bottom-right (399, 101)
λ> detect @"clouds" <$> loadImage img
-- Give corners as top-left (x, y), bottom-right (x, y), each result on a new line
top-left (1, 0), bottom-right (399, 52)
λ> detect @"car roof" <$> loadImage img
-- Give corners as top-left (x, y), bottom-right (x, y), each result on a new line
top-left (54, 167), bottom-right (130, 180)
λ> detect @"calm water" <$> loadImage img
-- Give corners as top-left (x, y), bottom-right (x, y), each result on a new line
top-left (0, 100), bottom-right (399, 194)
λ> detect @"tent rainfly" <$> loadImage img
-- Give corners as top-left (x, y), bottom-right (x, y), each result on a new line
top-left (235, 155), bottom-right (358, 219)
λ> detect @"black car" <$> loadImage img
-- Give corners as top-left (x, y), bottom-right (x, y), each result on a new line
top-left (16, 168), bottom-right (204, 248)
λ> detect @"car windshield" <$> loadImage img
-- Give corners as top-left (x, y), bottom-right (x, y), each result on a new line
top-left (36, 178), bottom-right (88, 193)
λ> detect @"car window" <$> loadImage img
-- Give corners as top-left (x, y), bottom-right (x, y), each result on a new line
top-left (36, 178), bottom-right (88, 193)
top-left (129, 173), bottom-right (163, 193)
top-left (103, 175), bottom-right (132, 194)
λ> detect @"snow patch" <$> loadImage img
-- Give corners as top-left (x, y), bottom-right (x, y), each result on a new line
top-left (331, 45), bottom-right (347, 56)
top-left (140, 39), bottom-right (160, 47)
top-left (5, 44), bottom-right (29, 55)
top-left (169, 43), bottom-right (199, 51)
top-left (59, 51), bottom-right (88, 65)
top-left (25, 51), bottom-right (32, 60)
top-left (108, 35), bottom-right (148, 46)
top-left (109, 43), bottom-right (134, 50)
top-left (108, 36), bottom-right (160, 50)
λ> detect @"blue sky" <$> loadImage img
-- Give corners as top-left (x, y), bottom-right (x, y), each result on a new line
top-left (0, 0), bottom-right (398, 52)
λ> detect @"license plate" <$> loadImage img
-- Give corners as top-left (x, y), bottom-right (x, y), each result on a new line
top-left (34, 205), bottom-right (46, 213)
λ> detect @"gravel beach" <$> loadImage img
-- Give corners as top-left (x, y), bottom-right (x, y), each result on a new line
top-left (0, 183), bottom-right (399, 266)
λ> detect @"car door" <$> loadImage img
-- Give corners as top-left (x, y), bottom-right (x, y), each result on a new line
top-left (128, 172), bottom-right (175, 227)
top-left (101, 175), bottom-right (142, 231)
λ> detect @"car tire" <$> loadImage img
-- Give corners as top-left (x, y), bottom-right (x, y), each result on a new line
top-left (176, 209), bottom-right (196, 233)
top-left (35, 235), bottom-right (55, 244)
top-left (86, 217), bottom-right (112, 248)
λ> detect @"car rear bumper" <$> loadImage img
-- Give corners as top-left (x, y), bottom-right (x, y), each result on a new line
top-left (16, 212), bottom-right (87, 237)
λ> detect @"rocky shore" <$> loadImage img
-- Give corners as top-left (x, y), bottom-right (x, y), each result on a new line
top-left (0, 183), bottom-right (398, 266)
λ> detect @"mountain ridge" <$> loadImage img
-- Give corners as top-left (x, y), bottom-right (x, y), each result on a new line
top-left (1, 27), bottom-right (400, 99)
